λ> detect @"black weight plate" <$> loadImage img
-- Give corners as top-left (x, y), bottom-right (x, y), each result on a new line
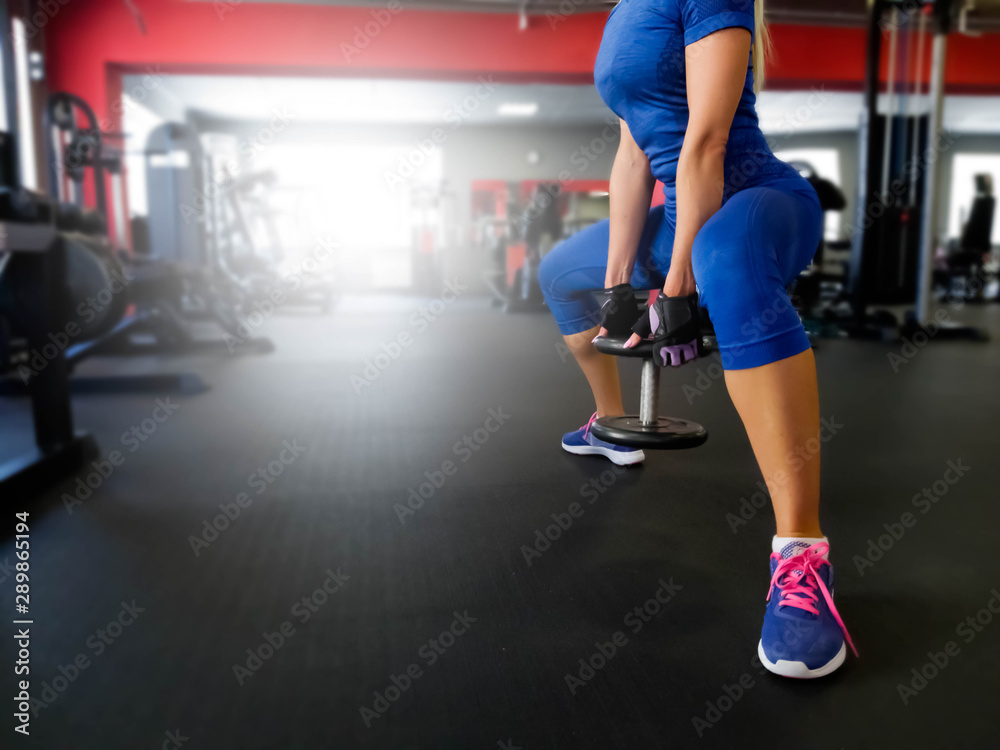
top-left (593, 337), bottom-right (654, 358)
top-left (594, 335), bottom-right (717, 359)
top-left (590, 415), bottom-right (708, 450)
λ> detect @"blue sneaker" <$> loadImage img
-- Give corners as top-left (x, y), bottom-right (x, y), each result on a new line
top-left (758, 541), bottom-right (857, 679)
top-left (560, 412), bottom-right (645, 466)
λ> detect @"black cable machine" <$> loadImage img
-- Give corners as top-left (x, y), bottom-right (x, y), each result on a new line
top-left (848, 0), bottom-right (986, 341)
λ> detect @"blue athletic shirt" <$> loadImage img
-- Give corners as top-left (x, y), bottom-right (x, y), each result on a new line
top-left (594, 0), bottom-right (798, 216)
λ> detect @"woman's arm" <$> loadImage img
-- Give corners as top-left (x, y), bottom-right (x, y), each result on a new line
top-left (605, 119), bottom-right (656, 288)
top-left (665, 27), bottom-right (752, 297)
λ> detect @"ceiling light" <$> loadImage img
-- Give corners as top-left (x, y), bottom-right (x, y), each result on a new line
top-left (498, 103), bottom-right (538, 117)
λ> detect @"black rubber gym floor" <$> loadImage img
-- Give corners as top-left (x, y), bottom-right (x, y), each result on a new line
top-left (2, 294), bottom-right (999, 749)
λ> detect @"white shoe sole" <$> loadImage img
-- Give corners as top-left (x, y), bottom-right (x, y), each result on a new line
top-left (757, 640), bottom-right (846, 679)
top-left (561, 442), bottom-right (645, 466)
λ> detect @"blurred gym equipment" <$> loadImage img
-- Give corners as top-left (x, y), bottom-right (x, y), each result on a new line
top-left (219, 169), bottom-right (338, 311)
top-left (39, 94), bottom-right (264, 391)
top-left (143, 121), bottom-right (279, 338)
top-left (786, 161), bottom-right (851, 333)
top-left (847, 0), bottom-right (988, 341)
top-left (0, 25), bottom-right (94, 496)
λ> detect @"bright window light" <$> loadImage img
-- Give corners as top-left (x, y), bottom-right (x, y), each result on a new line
top-left (497, 103), bottom-right (538, 117)
top-left (123, 95), bottom-right (167, 217)
top-left (11, 18), bottom-right (36, 189)
top-left (250, 141), bottom-right (443, 289)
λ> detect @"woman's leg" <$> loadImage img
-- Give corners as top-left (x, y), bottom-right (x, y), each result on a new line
top-left (539, 206), bottom-right (671, 418)
top-left (724, 350), bottom-right (821, 537)
top-left (693, 184), bottom-right (852, 677)
top-left (563, 327), bottom-right (625, 418)
top-left (691, 185), bottom-right (824, 536)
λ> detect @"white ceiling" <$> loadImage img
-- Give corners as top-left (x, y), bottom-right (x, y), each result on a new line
top-left (124, 74), bottom-right (1000, 134)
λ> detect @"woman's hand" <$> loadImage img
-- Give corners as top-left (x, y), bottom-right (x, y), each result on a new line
top-left (623, 264), bottom-right (698, 349)
top-left (594, 283), bottom-right (641, 340)
top-left (663, 263), bottom-right (696, 297)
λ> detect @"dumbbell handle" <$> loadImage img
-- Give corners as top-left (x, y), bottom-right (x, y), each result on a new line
top-left (639, 358), bottom-right (660, 426)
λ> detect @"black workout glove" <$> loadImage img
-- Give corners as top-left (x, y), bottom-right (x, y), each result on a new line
top-left (636, 292), bottom-right (702, 367)
top-left (597, 283), bottom-right (641, 338)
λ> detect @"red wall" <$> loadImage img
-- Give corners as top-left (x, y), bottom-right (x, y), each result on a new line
top-left (40, 0), bottom-right (1000, 247)
top-left (46, 0), bottom-right (1000, 133)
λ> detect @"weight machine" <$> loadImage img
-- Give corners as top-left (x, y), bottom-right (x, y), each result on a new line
top-left (848, 0), bottom-right (987, 341)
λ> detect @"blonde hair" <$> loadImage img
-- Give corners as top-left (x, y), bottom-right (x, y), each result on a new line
top-left (752, 0), bottom-right (771, 95)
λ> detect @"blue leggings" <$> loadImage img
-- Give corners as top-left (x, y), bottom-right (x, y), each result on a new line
top-left (538, 177), bottom-right (823, 370)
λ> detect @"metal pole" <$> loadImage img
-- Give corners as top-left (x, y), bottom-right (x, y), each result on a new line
top-left (848, 0), bottom-right (886, 323)
top-left (111, 172), bottom-right (127, 242)
top-left (908, 8), bottom-right (928, 207)
top-left (639, 359), bottom-right (659, 426)
top-left (916, 30), bottom-right (947, 324)
top-left (882, 7), bottom-right (899, 197)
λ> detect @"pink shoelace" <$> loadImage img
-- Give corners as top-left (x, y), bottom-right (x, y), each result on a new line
top-left (767, 542), bottom-right (858, 657)
top-left (581, 411), bottom-right (599, 440)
